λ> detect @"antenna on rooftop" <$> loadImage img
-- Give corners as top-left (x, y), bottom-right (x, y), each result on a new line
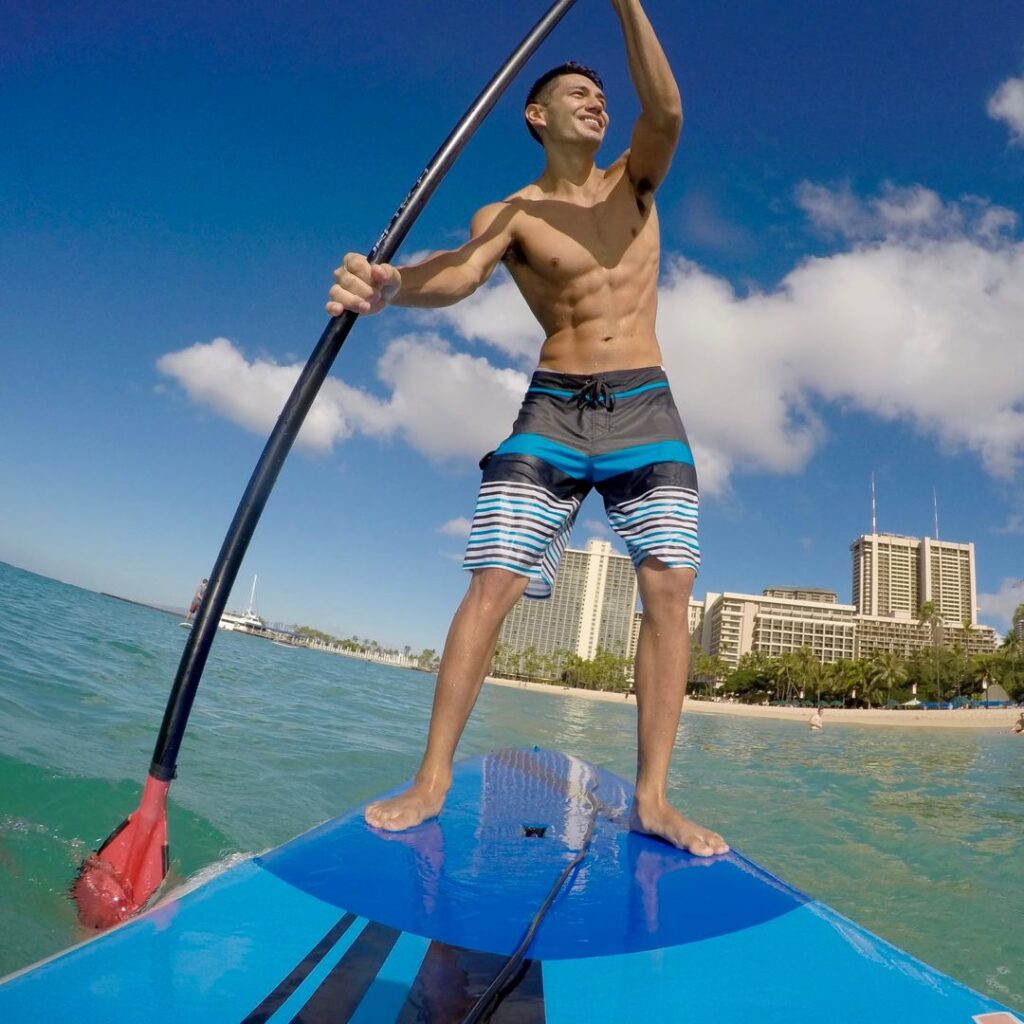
top-left (933, 487), bottom-right (940, 541)
top-left (871, 472), bottom-right (877, 534)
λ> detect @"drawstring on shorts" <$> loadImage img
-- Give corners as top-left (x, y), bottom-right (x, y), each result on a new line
top-left (571, 378), bottom-right (616, 412)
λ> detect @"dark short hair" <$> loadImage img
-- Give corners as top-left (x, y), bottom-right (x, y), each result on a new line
top-left (525, 62), bottom-right (604, 144)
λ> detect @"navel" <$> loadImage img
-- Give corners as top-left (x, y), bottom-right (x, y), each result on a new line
top-left (550, 257), bottom-right (560, 267)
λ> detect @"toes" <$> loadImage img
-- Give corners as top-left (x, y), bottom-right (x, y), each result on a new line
top-left (686, 835), bottom-right (715, 857)
top-left (694, 831), bottom-right (729, 856)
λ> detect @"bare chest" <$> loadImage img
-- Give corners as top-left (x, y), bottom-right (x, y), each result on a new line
top-left (506, 185), bottom-right (658, 286)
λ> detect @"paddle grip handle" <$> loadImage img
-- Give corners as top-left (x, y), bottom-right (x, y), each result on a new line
top-left (149, 0), bottom-right (579, 781)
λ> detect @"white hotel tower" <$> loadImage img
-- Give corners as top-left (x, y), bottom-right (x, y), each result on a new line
top-left (850, 532), bottom-right (977, 625)
top-left (497, 539), bottom-right (638, 660)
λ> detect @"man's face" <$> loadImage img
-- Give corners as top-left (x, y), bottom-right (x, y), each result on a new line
top-left (531, 74), bottom-right (609, 146)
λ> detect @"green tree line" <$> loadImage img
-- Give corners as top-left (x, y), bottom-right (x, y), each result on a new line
top-left (293, 626), bottom-right (438, 670)
top-left (491, 643), bottom-right (633, 693)
top-left (691, 624), bottom-right (1024, 707)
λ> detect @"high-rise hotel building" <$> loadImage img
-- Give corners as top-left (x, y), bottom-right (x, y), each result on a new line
top-left (696, 532), bottom-right (995, 668)
top-left (851, 532), bottom-right (977, 625)
top-left (497, 539), bottom-right (638, 660)
top-left (497, 531), bottom-right (998, 673)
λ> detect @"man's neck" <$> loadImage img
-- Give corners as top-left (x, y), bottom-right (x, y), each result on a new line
top-left (538, 144), bottom-right (600, 197)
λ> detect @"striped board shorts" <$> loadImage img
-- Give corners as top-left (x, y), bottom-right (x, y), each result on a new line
top-left (463, 366), bottom-right (700, 599)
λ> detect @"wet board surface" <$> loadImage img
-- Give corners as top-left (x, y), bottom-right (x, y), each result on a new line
top-left (0, 748), bottom-right (1018, 1023)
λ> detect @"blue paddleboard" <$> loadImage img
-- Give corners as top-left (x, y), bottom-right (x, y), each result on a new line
top-left (0, 748), bottom-right (1017, 1022)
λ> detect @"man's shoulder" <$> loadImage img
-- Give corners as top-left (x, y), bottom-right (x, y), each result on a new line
top-left (501, 182), bottom-right (543, 204)
top-left (469, 198), bottom-right (522, 236)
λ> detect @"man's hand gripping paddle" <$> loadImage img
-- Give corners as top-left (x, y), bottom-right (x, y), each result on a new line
top-left (71, 0), bottom-right (579, 930)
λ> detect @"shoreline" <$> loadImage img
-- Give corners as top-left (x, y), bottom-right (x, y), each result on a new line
top-left (483, 675), bottom-right (1021, 730)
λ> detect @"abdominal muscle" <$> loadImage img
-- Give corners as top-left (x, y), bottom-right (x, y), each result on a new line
top-left (524, 270), bottom-right (664, 375)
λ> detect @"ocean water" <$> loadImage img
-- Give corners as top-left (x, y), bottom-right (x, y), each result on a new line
top-left (0, 560), bottom-right (1021, 1010)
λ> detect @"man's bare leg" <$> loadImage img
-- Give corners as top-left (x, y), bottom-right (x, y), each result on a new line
top-left (364, 568), bottom-right (529, 831)
top-left (629, 559), bottom-right (729, 856)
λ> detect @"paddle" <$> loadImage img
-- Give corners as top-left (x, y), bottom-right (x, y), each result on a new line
top-left (72, 0), bottom-right (580, 930)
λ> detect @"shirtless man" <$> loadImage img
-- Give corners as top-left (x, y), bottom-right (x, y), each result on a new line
top-left (327, 0), bottom-right (728, 857)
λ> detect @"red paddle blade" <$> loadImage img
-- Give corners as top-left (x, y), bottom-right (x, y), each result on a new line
top-left (72, 775), bottom-right (170, 930)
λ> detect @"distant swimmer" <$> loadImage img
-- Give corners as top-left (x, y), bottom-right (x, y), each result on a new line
top-left (187, 578), bottom-right (208, 622)
top-left (1012, 712), bottom-right (1024, 735)
top-left (809, 707), bottom-right (824, 731)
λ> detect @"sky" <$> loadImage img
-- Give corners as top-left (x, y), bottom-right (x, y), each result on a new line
top-left (2, 0), bottom-right (1023, 652)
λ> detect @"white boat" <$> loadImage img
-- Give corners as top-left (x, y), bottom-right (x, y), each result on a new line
top-left (219, 576), bottom-right (266, 634)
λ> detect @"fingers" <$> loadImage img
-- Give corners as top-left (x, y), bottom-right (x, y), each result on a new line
top-left (326, 255), bottom-right (400, 317)
top-left (327, 254), bottom-right (375, 316)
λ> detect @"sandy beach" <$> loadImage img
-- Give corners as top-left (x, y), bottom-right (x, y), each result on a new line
top-left (483, 675), bottom-right (1022, 730)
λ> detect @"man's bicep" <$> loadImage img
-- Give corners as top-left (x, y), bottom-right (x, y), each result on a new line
top-left (465, 203), bottom-right (516, 285)
top-left (626, 113), bottom-right (682, 194)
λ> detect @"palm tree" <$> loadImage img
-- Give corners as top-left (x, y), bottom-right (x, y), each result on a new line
top-left (691, 652), bottom-right (717, 696)
top-left (521, 646), bottom-right (541, 682)
top-left (869, 651), bottom-right (906, 707)
top-left (969, 654), bottom-right (998, 702)
top-left (832, 659), bottom-right (866, 706)
top-left (793, 647), bottom-right (822, 704)
top-left (917, 600), bottom-right (943, 702)
top-left (771, 653), bottom-right (801, 703)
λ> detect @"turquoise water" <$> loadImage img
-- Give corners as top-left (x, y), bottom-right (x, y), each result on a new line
top-left (0, 561), bottom-right (1021, 1009)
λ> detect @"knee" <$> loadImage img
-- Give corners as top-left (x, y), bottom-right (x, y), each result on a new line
top-left (466, 569), bottom-right (528, 618)
top-left (639, 564), bottom-right (694, 623)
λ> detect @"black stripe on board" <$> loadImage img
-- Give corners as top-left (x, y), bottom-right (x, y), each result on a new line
top-left (397, 941), bottom-right (545, 1023)
top-left (291, 921), bottom-right (402, 1023)
top-left (241, 912), bottom-right (357, 1024)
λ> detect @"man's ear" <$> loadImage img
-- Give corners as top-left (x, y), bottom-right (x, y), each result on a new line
top-left (525, 102), bottom-right (546, 134)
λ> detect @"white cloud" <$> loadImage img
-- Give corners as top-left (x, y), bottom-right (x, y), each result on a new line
top-left (656, 185), bottom-right (1024, 486)
top-left (437, 517), bottom-right (472, 538)
top-left (374, 334), bottom-right (527, 459)
top-left (156, 337), bottom-right (391, 453)
top-left (677, 191), bottom-right (758, 257)
top-left (157, 334), bottom-right (525, 463)
top-left (977, 577), bottom-right (1024, 631)
top-left (992, 514), bottom-right (1024, 536)
top-left (988, 75), bottom-right (1024, 145)
top-left (159, 184), bottom-right (1024, 497)
top-left (795, 181), bottom-right (1018, 243)
top-left (430, 274), bottom-right (539, 364)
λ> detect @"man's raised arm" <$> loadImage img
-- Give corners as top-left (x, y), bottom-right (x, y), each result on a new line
top-left (327, 203), bottom-right (515, 317)
top-left (612, 0), bottom-right (682, 194)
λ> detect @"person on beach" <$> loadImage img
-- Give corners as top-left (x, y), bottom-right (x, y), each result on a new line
top-left (327, 0), bottom-right (728, 857)
top-left (809, 707), bottom-right (824, 731)
top-left (1012, 712), bottom-right (1024, 735)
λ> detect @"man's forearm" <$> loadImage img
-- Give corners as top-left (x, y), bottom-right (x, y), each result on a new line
top-left (611, 0), bottom-right (682, 129)
top-left (390, 253), bottom-right (480, 309)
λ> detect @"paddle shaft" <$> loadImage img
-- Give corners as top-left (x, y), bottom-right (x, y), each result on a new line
top-left (459, 785), bottom-right (600, 1024)
top-left (148, 0), bottom-right (579, 782)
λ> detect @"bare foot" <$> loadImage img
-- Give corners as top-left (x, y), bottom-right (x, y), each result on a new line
top-left (629, 796), bottom-right (729, 857)
top-left (364, 781), bottom-right (448, 832)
